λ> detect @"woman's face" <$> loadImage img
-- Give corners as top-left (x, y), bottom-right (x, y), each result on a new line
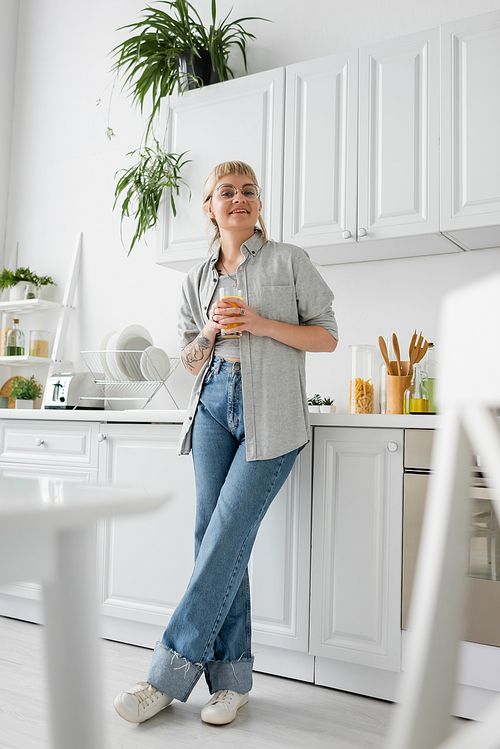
top-left (207, 173), bottom-right (262, 235)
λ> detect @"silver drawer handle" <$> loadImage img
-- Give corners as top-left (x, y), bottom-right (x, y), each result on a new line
top-left (387, 441), bottom-right (398, 452)
top-left (97, 434), bottom-right (107, 442)
top-left (35, 438), bottom-right (45, 447)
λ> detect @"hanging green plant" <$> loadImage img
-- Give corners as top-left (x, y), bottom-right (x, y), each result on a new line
top-left (111, 0), bottom-right (269, 134)
top-left (114, 141), bottom-right (191, 255)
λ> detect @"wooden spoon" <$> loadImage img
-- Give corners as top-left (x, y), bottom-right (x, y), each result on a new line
top-left (378, 336), bottom-right (392, 373)
top-left (392, 334), bottom-right (401, 376)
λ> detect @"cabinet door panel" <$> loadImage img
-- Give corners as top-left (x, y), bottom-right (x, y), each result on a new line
top-left (358, 28), bottom-right (440, 241)
top-left (310, 427), bottom-right (403, 671)
top-left (283, 51), bottom-right (358, 251)
top-left (249, 443), bottom-right (311, 651)
top-left (98, 425), bottom-right (195, 629)
top-left (0, 462), bottom-right (97, 624)
top-left (441, 10), bottom-right (500, 243)
top-left (0, 420), bottom-right (98, 467)
top-left (157, 68), bottom-right (284, 271)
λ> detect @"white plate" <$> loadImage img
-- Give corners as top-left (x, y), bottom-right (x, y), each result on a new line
top-left (140, 347), bottom-right (170, 381)
top-left (106, 331), bottom-right (129, 381)
top-left (123, 336), bottom-right (151, 380)
top-left (100, 331), bottom-right (117, 381)
top-left (115, 325), bottom-right (154, 381)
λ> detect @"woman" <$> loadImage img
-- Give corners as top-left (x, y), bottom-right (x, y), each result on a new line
top-left (114, 161), bottom-right (338, 726)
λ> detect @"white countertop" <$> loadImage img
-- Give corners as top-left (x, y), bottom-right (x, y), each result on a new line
top-left (0, 408), bottom-right (440, 428)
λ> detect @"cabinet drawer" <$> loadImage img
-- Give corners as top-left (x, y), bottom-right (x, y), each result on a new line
top-left (0, 421), bottom-right (99, 467)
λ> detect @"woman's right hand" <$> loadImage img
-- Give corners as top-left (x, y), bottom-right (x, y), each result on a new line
top-left (206, 299), bottom-right (228, 335)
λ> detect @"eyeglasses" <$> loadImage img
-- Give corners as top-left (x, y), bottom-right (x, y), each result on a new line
top-left (210, 183), bottom-right (262, 201)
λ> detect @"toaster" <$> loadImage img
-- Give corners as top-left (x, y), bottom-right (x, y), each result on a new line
top-left (42, 372), bottom-right (104, 410)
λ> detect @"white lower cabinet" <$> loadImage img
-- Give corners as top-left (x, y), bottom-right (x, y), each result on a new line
top-left (97, 423), bottom-right (313, 657)
top-left (97, 424), bottom-right (196, 646)
top-left (0, 421), bottom-right (99, 624)
top-left (310, 427), bottom-right (403, 672)
top-left (249, 442), bottom-right (312, 652)
top-left (0, 418), bottom-right (405, 691)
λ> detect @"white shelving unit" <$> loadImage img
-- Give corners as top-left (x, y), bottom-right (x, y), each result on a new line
top-left (0, 233), bottom-right (81, 395)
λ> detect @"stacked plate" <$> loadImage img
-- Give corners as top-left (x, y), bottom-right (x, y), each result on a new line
top-left (99, 325), bottom-right (170, 382)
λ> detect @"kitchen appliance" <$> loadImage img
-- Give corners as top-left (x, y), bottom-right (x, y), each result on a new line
top-left (402, 429), bottom-right (500, 646)
top-left (42, 372), bottom-right (104, 410)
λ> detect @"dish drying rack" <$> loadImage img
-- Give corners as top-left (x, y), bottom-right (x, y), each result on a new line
top-left (79, 350), bottom-right (180, 409)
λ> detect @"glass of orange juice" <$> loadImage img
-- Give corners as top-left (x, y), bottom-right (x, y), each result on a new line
top-left (219, 288), bottom-right (243, 337)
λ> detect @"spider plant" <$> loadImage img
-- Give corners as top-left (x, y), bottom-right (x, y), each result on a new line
top-left (111, 0), bottom-right (269, 135)
top-left (113, 141), bottom-right (190, 255)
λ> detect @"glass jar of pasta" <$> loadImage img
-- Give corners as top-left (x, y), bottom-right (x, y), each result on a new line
top-left (349, 344), bottom-right (375, 414)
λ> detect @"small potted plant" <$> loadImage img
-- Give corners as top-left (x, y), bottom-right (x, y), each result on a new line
top-left (320, 397), bottom-right (336, 413)
top-left (0, 267), bottom-right (57, 301)
top-left (307, 394), bottom-right (323, 413)
top-left (9, 375), bottom-right (43, 409)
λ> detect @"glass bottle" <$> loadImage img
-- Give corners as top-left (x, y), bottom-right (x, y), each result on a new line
top-left (423, 343), bottom-right (438, 414)
top-left (378, 337), bottom-right (393, 414)
top-left (349, 344), bottom-right (375, 414)
top-left (403, 362), bottom-right (429, 414)
top-left (6, 318), bottom-right (25, 356)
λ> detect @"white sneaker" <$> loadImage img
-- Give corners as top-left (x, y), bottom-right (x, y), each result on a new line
top-left (201, 689), bottom-right (249, 725)
top-left (113, 681), bottom-right (173, 723)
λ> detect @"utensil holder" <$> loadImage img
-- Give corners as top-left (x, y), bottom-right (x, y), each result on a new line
top-left (389, 360), bottom-right (412, 377)
top-left (387, 373), bottom-right (412, 414)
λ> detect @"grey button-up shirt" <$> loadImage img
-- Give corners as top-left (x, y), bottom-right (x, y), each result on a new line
top-left (178, 231), bottom-right (338, 461)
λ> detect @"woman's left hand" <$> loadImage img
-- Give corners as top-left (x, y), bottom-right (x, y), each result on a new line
top-left (214, 298), bottom-right (270, 337)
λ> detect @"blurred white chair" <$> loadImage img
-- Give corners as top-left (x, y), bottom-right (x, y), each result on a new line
top-left (388, 270), bottom-right (500, 749)
top-left (0, 476), bottom-right (169, 749)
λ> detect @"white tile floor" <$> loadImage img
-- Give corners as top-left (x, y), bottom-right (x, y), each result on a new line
top-left (0, 614), bottom-right (395, 748)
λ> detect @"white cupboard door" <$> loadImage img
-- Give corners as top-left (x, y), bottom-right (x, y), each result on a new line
top-left (249, 442), bottom-right (311, 652)
top-left (283, 51), bottom-right (358, 261)
top-left (156, 68), bottom-right (285, 271)
top-left (357, 28), bottom-right (440, 247)
top-left (441, 10), bottom-right (500, 249)
top-left (0, 463), bottom-right (97, 624)
top-left (98, 424), bottom-right (196, 639)
top-left (310, 427), bottom-right (403, 671)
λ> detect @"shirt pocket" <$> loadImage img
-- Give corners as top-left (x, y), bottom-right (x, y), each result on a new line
top-left (258, 285), bottom-right (298, 324)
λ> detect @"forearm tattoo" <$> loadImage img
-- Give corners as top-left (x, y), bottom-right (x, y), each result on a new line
top-left (182, 334), bottom-right (212, 371)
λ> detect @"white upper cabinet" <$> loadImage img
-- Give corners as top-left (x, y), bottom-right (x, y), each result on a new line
top-left (156, 68), bottom-right (285, 272)
top-left (156, 12), bottom-right (498, 271)
top-left (285, 29), bottom-right (460, 265)
top-left (357, 29), bottom-right (443, 248)
top-left (282, 51), bottom-right (358, 254)
top-left (440, 10), bottom-right (500, 250)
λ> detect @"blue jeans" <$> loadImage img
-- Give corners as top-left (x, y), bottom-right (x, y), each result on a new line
top-left (147, 356), bottom-right (298, 701)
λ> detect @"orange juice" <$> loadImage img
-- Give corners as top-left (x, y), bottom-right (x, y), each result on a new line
top-left (220, 289), bottom-right (243, 338)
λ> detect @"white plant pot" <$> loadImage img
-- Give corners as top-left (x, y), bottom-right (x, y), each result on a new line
top-left (14, 399), bottom-right (34, 409)
top-left (9, 283), bottom-right (25, 301)
top-left (308, 405), bottom-right (321, 412)
top-left (9, 282), bottom-right (39, 301)
top-left (320, 405), bottom-right (336, 413)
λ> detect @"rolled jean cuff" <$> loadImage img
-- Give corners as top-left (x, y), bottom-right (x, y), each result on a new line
top-left (147, 642), bottom-right (204, 702)
top-left (205, 656), bottom-right (254, 695)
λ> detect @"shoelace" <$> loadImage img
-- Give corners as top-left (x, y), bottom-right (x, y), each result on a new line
top-left (210, 689), bottom-right (233, 705)
top-left (129, 682), bottom-right (159, 707)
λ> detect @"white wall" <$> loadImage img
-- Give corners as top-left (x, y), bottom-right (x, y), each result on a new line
top-left (4, 0), bottom-right (500, 412)
top-left (0, 0), bottom-right (19, 265)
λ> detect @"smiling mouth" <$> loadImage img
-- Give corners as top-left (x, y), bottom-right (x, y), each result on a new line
top-left (230, 209), bottom-right (248, 214)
